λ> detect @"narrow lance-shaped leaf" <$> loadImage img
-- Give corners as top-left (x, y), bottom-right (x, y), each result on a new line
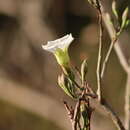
top-left (87, 0), bottom-right (98, 8)
top-left (121, 7), bottom-right (129, 29)
top-left (87, 0), bottom-right (95, 5)
top-left (58, 74), bottom-right (77, 99)
top-left (112, 0), bottom-right (118, 19)
top-left (80, 103), bottom-right (89, 130)
top-left (81, 59), bottom-right (88, 84)
top-left (125, 19), bottom-right (130, 28)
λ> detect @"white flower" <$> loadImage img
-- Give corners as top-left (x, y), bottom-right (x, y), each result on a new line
top-left (42, 34), bottom-right (74, 53)
top-left (42, 34), bottom-right (74, 67)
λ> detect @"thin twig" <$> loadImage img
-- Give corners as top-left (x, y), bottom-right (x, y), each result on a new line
top-left (124, 73), bottom-right (130, 130)
top-left (64, 100), bottom-right (81, 130)
top-left (72, 79), bottom-right (81, 90)
top-left (85, 93), bottom-right (97, 98)
top-left (86, 1), bottom-right (125, 129)
top-left (63, 101), bottom-right (74, 122)
top-left (86, 99), bottom-right (92, 130)
top-left (74, 66), bottom-right (81, 79)
top-left (86, 83), bottom-right (126, 130)
top-left (63, 101), bottom-right (79, 130)
top-left (100, 4), bottom-right (130, 130)
top-left (86, 3), bottom-right (123, 129)
top-left (101, 12), bottom-right (129, 73)
top-left (100, 98), bottom-right (125, 130)
top-left (77, 120), bottom-right (82, 130)
top-left (96, 1), bottom-right (103, 102)
top-left (101, 36), bottom-right (117, 78)
top-left (72, 99), bottom-right (81, 130)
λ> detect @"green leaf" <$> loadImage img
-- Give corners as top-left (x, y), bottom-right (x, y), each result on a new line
top-left (58, 74), bottom-right (77, 99)
top-left (87, 0), bottom-right (98, 8)
top-left (121, 7), bottom-right (129, 29)
top-left (81, 59), bottom-right (88, 84)
top-left (125, 19), bottom-right (130, 28)
top-left (80, 103), bottom-right (89, 130)
top-left (112, 0), bottom-right (118, 19)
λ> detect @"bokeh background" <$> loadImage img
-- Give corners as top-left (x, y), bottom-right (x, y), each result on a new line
top-left (0, 0), bottom-right (130, 130)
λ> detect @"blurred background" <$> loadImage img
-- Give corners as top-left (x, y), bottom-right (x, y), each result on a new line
top-left (0, 0), bottom-right (130, 130)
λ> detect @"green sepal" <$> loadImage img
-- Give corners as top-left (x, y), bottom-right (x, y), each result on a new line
top-left (58, 74), bottom-right (77, 99)
top-left (54, 48), bottom-right (70, 67)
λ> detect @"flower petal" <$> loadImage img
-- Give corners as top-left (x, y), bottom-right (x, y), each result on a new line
top-left (42, 33), bottom-right (74, 53)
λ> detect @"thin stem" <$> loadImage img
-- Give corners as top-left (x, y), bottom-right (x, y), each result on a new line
top-left (88, 1), bottom-right (127, 129)
top-left (77, 121), bottom-right (82, 130)
top-left (72, 79), bottom-right (81, 90)
top-left (100, 98), bottom-right (125, 130)
top-left (96, 7), bottom-right (103, 102)
top-left (99, 3), bottom-right (130, 130)
top-left (101, 37), bottom-right (117, 78)
top-left (87, 99), bottom-right (91, 130)
top-left (124, 73), bottom-right (130, 130)
top-left (86, 83), bottom-right (125, 130)
top-left (102, 12), bottom-right (129, 73)
top-left (100, 4), bottom-right (130, 130)
top-left (72, 99), bottom-right (81, 130)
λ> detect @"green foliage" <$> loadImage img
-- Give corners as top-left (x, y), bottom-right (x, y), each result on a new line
top-left (87, 0), bottom-right (99, 9)
top-left (80, 103), bottom-right (89, 130)
top-left (121, 7), bottom-right (129, 30)
top-left (81, 59), bottom-right (88, 84)
top-left (112, 1), bottom-right (129, 35)
top-left (112, 0), bottom-right (119, 19)
top-left (125, 19), bottom-right (130, 27)
top-left (58, 74), bottom-right (77, 99)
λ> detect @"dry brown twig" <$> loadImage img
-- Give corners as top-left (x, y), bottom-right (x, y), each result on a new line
top-left (100, 2), bottom-right (130, 130)
top-left (86, 83), bottom-right (125, 130)
top-left (95, 0), bottom-right (103, 102)
top-left (87, 0), bottom-right (127, 130)
top-left (63, 99), bottom-right (81, 130)
top-left (101, 36), bottom-right (118, 78)
top-left (63, 1), bottom-right (129, 130)
top-left (63, 84), bottom-right (94, 130)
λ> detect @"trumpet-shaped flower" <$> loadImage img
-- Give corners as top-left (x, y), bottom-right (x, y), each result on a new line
top-left (42, 34), bottom-right (74, 67)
